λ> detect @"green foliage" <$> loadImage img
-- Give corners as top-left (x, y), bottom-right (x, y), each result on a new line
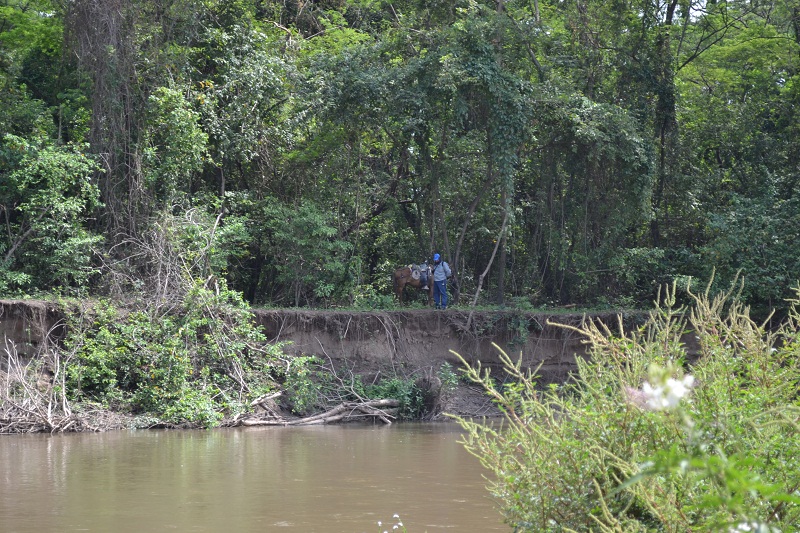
top-left (1, 2), bottom-right (88, 144)
top-left (281, 355), bottom-right (330, 415)
top-left (505, 310), bottom-right (531, 347)
top-left (0, 77), bottom-right (53, 139)
top-left (257, 198), bottom-right (354, 307)
top-left (64, 283), bottom-right (285, 427)
top-left (141, 86), bottom-right (208, 205)
top-left (351, 283), bottom-right (397, 309)
top-left (437, 362), bottom-right (459, 394)
top-left (1, 0), bottom-right (799, 312)
top-left (298, 8), bottom-right (372, 58)
top-left (193, 23), bottom-right (293, 168)
top-left (454, 282), bottom-right (800, 531)
top-left (166, 201), bottom-right (252, 281)
top-left (519, 94), bottom-right (655, 304)
top-left (701, 194), bottom-right (800, 312)
top-left (253, 351), bottom-right (434, 419)
top-left (0, 1), bottom-right (61, 58)
top-left (353, 374), bottom-right (425, 419)
top-left (64, 302), bottom-right (127, 404)
top-left (0, 134), bottom-right (102, 295)
top-left (606, 247), bottom-right (669, 306)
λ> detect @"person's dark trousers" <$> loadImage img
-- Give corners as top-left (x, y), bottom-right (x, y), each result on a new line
top-left (433, 280), bottom-right (448, 309)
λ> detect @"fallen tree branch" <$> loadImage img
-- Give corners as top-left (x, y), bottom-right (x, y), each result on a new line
top-left (241, 399), bottom-right (400, 427)
top-left (249, 391), bottom-right (282, 407)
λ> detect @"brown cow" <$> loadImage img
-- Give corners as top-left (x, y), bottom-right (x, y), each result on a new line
top-left (392, 264), bottom-right (433, 305)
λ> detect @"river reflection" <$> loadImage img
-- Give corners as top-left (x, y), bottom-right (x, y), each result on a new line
top-left (0, 422), bottom-right (505, 532)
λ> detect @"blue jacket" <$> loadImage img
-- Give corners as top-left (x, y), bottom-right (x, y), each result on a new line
top-left (432, 261), bottom-right (451, 282)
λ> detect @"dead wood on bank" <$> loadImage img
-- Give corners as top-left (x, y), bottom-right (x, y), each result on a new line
top-left (1, 332), bottom-right (403, 431)
top-left (1, 337), bottom-right (128, 434)
top-left (240, 398), bottom-right (400, 426)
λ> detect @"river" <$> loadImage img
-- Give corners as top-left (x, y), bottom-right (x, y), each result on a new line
top-left (0, 422), bottom-right (506, 532)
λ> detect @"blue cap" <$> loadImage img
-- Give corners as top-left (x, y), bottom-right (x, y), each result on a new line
top-left (433, 253), bottom-right (440, 261)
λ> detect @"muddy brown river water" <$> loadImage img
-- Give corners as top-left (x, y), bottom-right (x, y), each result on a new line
top-left (0, 422), bottom-right (505, 532)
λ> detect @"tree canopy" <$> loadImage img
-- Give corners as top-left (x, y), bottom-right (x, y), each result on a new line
top-left (1, 0), bottom-right (798, 312)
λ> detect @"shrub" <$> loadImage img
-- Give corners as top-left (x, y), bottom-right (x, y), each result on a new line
top-left (352, 375), bottom-right (425, 419)
top-left (64, 281), bottom-right (285, 427)
top-left (454, 281), bottom-right (800, 532)
top-left (281, 355), bottom-right (331, 415)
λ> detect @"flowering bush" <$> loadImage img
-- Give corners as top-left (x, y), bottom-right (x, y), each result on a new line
top-left (639, 371), bottom-right (694, 410)
top-left (454, 281), bottom-right (800, 531)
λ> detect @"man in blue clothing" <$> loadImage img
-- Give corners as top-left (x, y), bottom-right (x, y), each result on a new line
top-left (431, 253), bottom-right (452, 309)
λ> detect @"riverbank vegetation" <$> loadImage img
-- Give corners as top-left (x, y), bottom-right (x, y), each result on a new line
top-left (455, 282), bottom-right (800, 532)
top-left (1, 286), bottom-right (456, 431)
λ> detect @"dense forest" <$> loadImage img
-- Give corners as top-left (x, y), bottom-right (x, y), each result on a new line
top-left (1, 0), bottom-right (799, 312)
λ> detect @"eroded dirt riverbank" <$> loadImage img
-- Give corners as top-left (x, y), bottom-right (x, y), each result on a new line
top-left (0, 300), bottom-right (644, 420)
top-left (252, 308), bottom-right (613, 415)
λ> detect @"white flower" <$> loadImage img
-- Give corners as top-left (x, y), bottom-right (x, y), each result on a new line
top-left (642, 375), bottom-right (694, 410)
top-left (729, 521), bottom-right (781, 533)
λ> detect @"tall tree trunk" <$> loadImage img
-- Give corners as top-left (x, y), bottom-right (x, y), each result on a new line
top-left (466, 208), bottom-right (509, 330)
top-left (66, 0), bottom-right (145, 236)
top-left (421, 125), bottom-right (454, 295)
top-left (452, 167), bottom-right (499, 304)
top-left (495, 186), bottom-right (508, 305)
top-left (793, 6), bottom-right (800, 46)
top-left (651, 0), bottom-right (679, 247)
top-left (491, 0), bottom-right (510, 305)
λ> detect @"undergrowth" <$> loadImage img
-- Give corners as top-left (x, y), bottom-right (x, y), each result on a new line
top-left (63, 281), bottom-right (286, 427)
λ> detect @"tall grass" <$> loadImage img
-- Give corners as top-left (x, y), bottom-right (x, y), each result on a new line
top-left (454, 281), bottom-right (800, 532)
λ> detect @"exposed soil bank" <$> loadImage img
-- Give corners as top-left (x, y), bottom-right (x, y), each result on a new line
top-left (252, 308), bottom-right (627, 381)
top-left (0, 300), bottom-right (64, 360)
top-left (0, 300), bottom-right (646, 418)
top-left (0, 301), bottom-right (638, 376)
top-left (253, 308), bottom-right (642, 417)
